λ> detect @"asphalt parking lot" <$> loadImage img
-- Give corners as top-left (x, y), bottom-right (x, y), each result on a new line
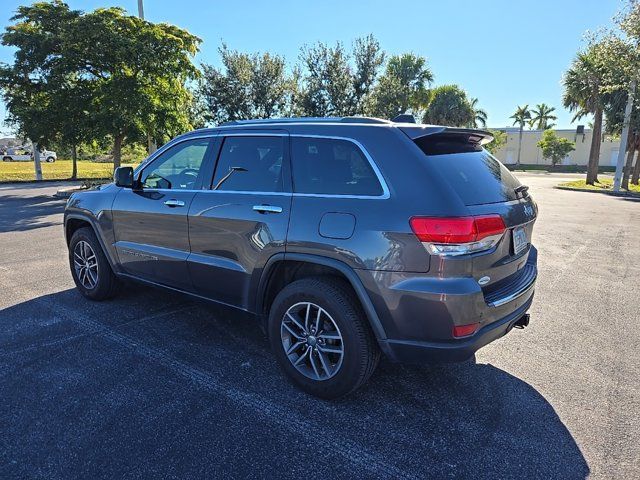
top-left (1, 173), bottom-right (639, 479)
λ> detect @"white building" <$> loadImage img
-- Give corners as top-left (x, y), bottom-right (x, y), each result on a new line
top-left (492, 127), bottom-right (623, 166)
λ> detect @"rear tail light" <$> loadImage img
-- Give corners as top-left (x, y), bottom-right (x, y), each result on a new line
top-left (410, 215), bottom-right (506, 256)
top-left (453, 323), bottom-right (480, 338)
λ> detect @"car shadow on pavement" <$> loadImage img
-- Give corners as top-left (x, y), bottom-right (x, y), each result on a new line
top-left (0, 286), bottom-right (589, 479)
top-left (0, 194), bottom-right (65, 232)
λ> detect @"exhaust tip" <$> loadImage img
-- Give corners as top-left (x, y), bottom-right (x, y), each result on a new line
top-left (513, 313), bottom-right (530, 329)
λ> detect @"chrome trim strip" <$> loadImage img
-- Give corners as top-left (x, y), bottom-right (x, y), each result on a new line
top-left (134, 132), bottom-right (391, 200)
top-left (147, 188), bottom-right (292, 196)
top-left (487, 275), bottom-right (536, 308)
top-left (186, 252), bottom-right (246, 273)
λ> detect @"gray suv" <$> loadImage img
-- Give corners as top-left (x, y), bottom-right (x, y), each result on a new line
top-left (64, 117), bottom-right (537, 398)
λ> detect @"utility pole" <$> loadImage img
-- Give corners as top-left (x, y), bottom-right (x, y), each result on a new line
top-left (614, 80), bottom-right (636, 192)
top-left (136, 0), bottom-right (157, 153)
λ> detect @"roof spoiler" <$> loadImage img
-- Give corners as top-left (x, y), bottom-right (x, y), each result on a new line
top-left (399, 125), bottom-right (494, 146)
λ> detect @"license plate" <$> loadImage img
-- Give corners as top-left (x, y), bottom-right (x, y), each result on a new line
top-left (512, 226), bottom-right (528, 255)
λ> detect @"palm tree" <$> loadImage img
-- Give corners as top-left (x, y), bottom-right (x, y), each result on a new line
top-left (469, 97), bottom-right (487, 128)
top-left (562, 51), bottom-right (607, 185)
top-left (529, 103), bottom-right (557, 130)
top-left (510, 105), bottom-right (531, 166)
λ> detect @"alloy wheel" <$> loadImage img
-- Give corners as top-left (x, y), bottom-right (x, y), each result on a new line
top-left (73, 240), bottom-right (99, 289)
top-left (280, 301), bottom-right (344, 381)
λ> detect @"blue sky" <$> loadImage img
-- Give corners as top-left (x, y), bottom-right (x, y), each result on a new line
top-left (0, 0), bottom-right (622, 136)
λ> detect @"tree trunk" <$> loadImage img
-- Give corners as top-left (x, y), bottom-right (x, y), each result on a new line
top-left (32, 142), bottom-right (43, 181)
top-left (147, 133), bottom-right (157, 155)
top-left (71, 144), bottom-right (78, 180)
top-left (586, 107), bottom-right (603, 185)
top-left (516, 126), bottom-right (523, 167)
top-left (621, 133), bottom-right (636, 190)
top-left (113, 134), bottom-right (123, 170)
top-left (632, 152), bottom-right (640, 185)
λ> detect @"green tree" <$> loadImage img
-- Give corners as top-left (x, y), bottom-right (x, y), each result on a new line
top-left (422, 85), bottom-right (474, 127)
top-left (537, 129), bottom-right (575, 166)
top-left (367, 53), bottom-right (433, 119)
top-left (351, 35), bottom-right (385, 113)
top-left (529, 103), bottom-right (557, 129)
top-left (469, 97), bottom-right (487, 128)
top-left (485, 129), bottom-right (507, 155)
top-left (604, 88), bottom-right (640, 188)
top-left (2, 3), bottom-right (201, 171)
top-left (297, 36), bottom-right (384, 116)
top-left (0, 1), bottom-right (100, 179)
top-left (510, 105), bottom-right (531, 166)
top-left (201, 45), bottom-right (290, 123)
top-left (69, 7), bottom-right (201, 168)
top-left (563, 36), bottom-right (633, 184)
top-left (615, 0), bottom-right (640, 186)
top-left (298, 41), bottom-right (353, 116)
top-left (0, 2), bottom-right (72, 162)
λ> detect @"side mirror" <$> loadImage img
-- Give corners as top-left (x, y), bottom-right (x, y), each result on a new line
top-left (114, 166), bottom-right (134, 188)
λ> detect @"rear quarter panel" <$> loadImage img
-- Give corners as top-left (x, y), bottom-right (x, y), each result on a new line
top-left (284, 125), bottom-right (468, 274)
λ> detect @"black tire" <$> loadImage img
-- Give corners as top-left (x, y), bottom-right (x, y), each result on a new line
top-left (268, 277), bottom-right (380, 399)
top-left (68, 227), bottom-right (120, 300)
top-left (46, 156), bottom-right (55, 163)
top-left (3, 156), bottom-right (11, 162)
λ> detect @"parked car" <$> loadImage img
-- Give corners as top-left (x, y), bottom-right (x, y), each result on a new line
top-left (2, 147), bottom-right (56, 162)
top-left (64, 117), bottom-right (538, 398)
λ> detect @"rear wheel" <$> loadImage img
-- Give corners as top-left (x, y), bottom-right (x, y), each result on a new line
top-left (45, 156), bottom-right (55, 163)
top-left (2, 156), bottom-right (11, 162)
top-left (268, 277), bottom-right (380, 399)
top-left (69, 227), bottom-right (120, 300)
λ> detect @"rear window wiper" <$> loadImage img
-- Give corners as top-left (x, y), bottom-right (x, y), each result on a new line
top-left (515, 185), bottom-right (529, 197)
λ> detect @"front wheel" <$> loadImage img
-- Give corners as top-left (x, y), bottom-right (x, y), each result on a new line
top-left (68, 227), bottom-right (120, 300)
top-left (45, 156), bottom-right (55, 163)
top-left (2, 156), bottom-right (11, 162)
top-left (268, 277), bottom-right (380, 399)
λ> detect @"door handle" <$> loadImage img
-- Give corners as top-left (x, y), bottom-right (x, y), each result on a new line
top-left (253, 205), bottom-right (283, 214)
top-left (164, 199), bottom-right (185, 207)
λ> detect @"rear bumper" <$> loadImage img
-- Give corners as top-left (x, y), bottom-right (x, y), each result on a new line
top-left (357, 246), bottom-right (537, 363)
top-left (378, 293), bottom-right (534, 363)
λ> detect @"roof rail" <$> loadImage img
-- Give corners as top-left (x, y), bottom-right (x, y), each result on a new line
top-left (219, 117), bottom-right (390, 126)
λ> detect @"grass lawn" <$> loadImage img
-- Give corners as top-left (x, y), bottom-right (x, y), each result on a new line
top-left (558, 178), bottom-right (640, 196)
top-left (0, 159), bottom-right (137, 182)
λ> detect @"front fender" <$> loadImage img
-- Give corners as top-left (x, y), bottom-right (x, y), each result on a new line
top-left (64, 186), bottom-right (120, 271)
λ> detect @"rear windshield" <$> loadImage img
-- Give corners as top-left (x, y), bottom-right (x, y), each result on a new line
top-left (414, 138), bottom-right (522, 206)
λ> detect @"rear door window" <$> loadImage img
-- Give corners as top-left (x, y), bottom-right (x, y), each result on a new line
top-left (291, 137), bottom-right (383, 196)
top-left (212, 136), bottom-right (285, 192)
top-left (413, 137), bottom-right (522, 206)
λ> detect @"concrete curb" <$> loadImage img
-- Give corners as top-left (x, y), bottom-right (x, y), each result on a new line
top-left (555, 185), bottom-right (640, 198)
top-left (54, 186), bottom-right (87, 199)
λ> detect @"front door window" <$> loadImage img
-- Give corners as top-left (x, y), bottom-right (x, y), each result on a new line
top-left (142, 138), bottom-right (212, 190)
